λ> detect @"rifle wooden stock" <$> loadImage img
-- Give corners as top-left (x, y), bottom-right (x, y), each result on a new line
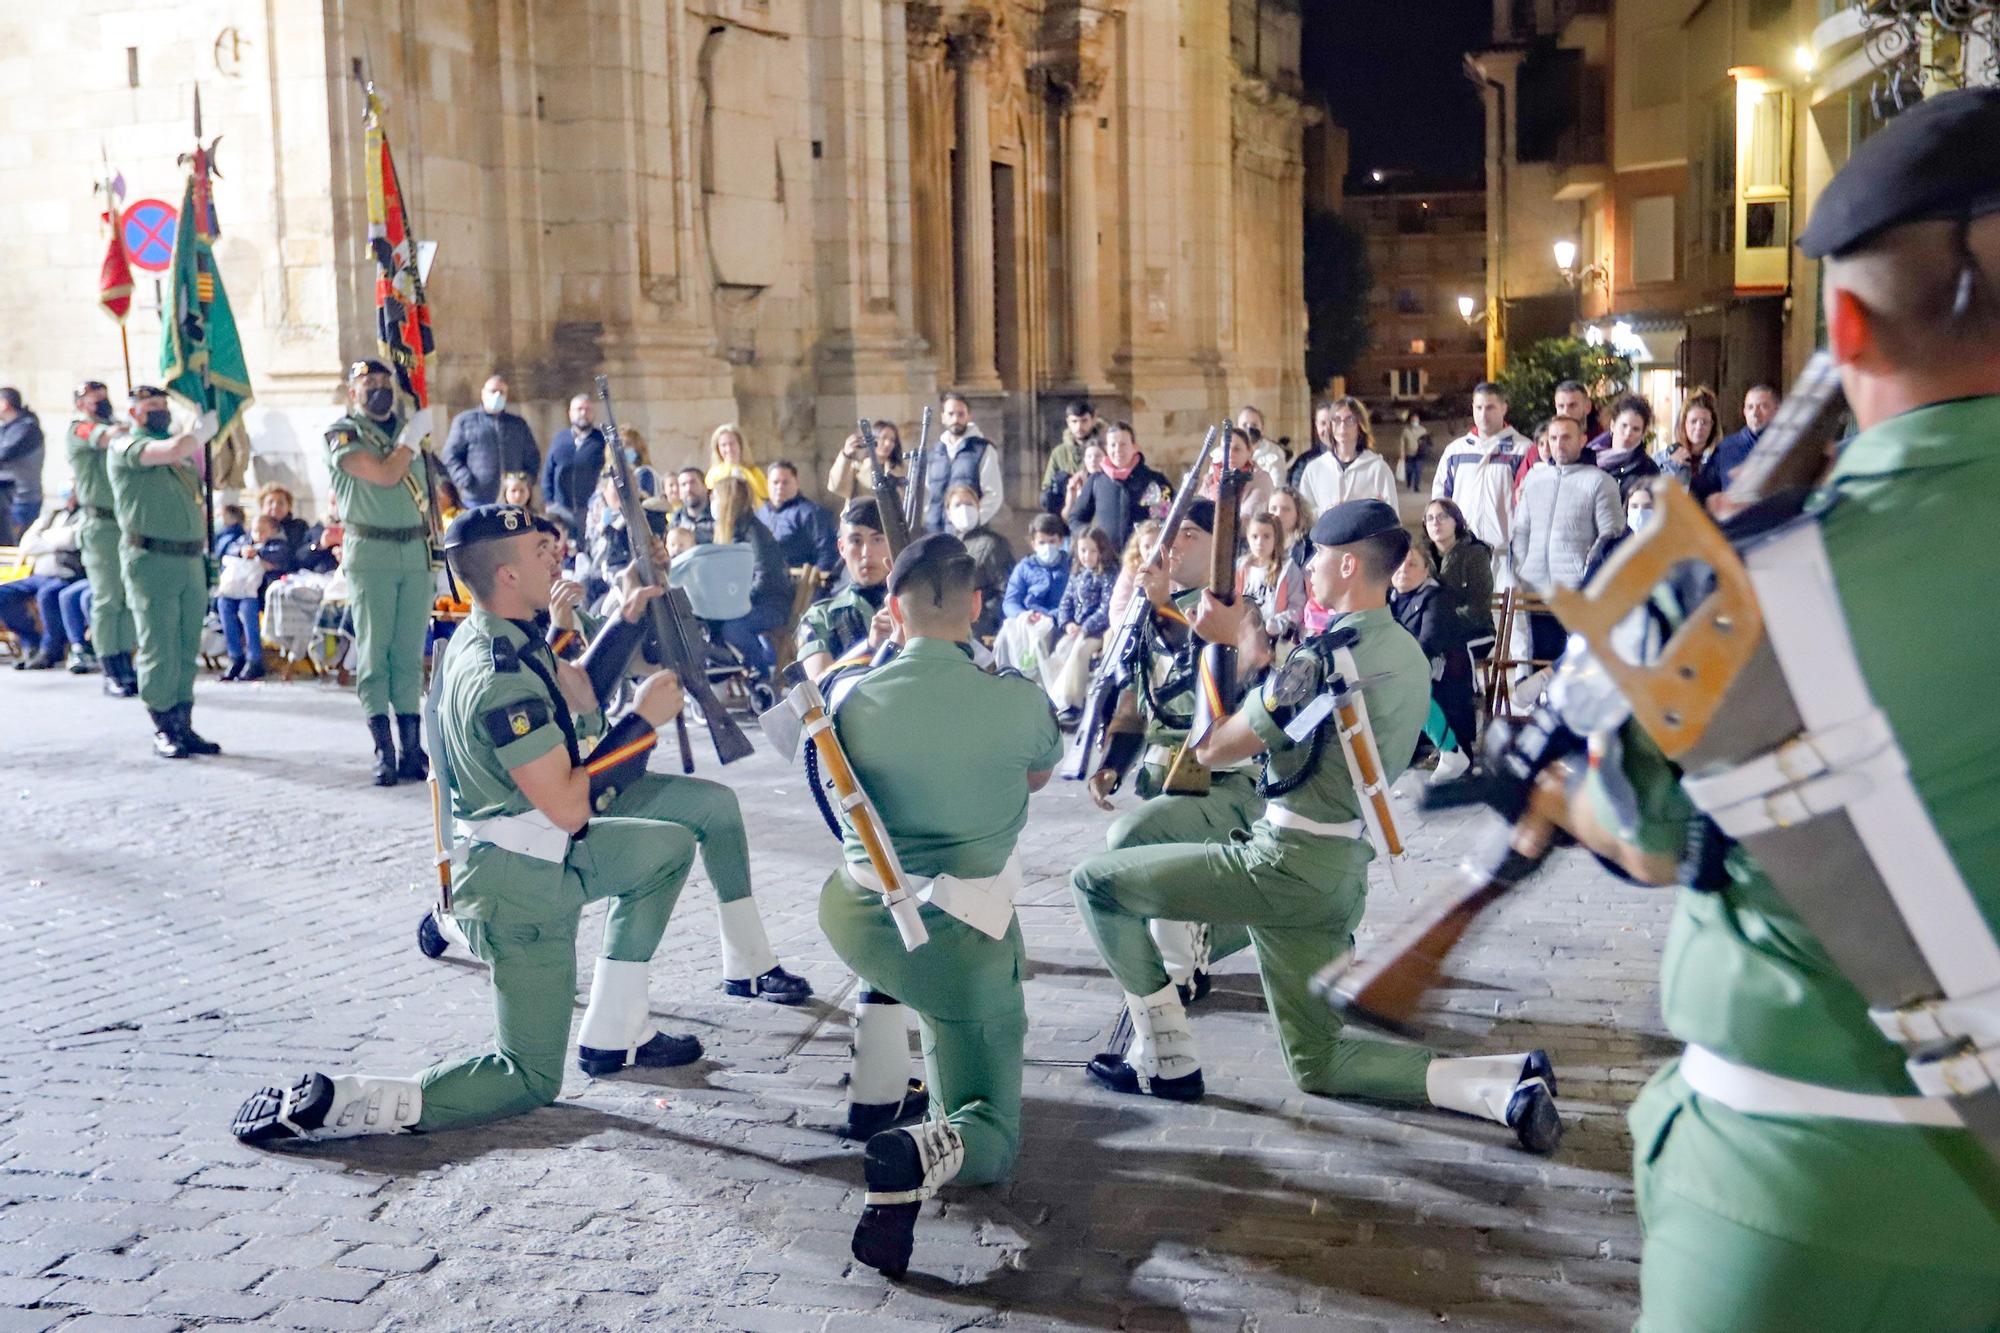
top-left (595, 375), bottom-right (753, 766)
top-left (1314, 820), bottom-right (1552, 1035)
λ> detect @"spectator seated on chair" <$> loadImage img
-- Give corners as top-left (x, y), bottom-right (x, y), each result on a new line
top-left (1389, 541), bottom-right (1479, 783)
top-left (992, 513), bottom-right (1071, 679)
top-left (1041, 524), bottom-right (1117, 720)
top-left (254, 484), bottom-right (314, 568)
top-left (1422, 497), bottom-right (1495, 657)
top-left (215, 512), bottom-right (295, 681)
top-left (1, 489), bottom-right (86, 670)
top-left (706, 476), bottom-right (793, 682)
top-left (210, 503), bottom-right (246, 559)
top-left (942, 483), bottom-right (1013, 640)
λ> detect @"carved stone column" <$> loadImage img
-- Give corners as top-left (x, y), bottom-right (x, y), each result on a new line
top-left (1060, 47), bottom-right (1108, 389)
top-left (950, 16), bottom-right (1002, 392)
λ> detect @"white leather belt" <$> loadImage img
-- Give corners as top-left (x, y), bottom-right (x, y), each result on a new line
top-left (848, 854), bottom-right (1021, 940)
top-left (1263, 807), bottom-right (1364, 840)
top-left (460, 809), bottom-right (572, 865)
top-left (1679, 1044), bottom-right (1963, 1129)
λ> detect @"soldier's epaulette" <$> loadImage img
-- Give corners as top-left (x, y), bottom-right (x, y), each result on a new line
top-left (326, 422), bottom-right (359, 446)
top-left (490, 636), bottom-right (521, 673)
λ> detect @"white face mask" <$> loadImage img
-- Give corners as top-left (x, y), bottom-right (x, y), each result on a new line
top-left (1033, 543), bottom-right (1065, 567)
top-left (1627, 505), bottom-right (1652, 531)
top-left (483, 391), bottom-right (507, 413)
top-left (948, 503), bottom-right (978, 532)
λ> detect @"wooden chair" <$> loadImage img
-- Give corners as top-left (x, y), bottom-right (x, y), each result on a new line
top-left (771, 564), bottom-right (825, 679)
top-left (0, 547), bottom-right (30, 661)
top-left (1480, 587), bottom-right (1557, 726)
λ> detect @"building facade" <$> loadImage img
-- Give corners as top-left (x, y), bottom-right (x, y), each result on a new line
top-left (1470, 0), bottom-right (1998, 438)
top-left (0, 0), bottom-right (1323, 523)
top-left (1345, 183), bottom-right (1487, 413)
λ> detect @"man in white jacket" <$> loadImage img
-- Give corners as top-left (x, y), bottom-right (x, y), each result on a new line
top-left (1431, 382), bottom-right (1530, 582)
top-left (1297, 396), bottom-right (1397, 514)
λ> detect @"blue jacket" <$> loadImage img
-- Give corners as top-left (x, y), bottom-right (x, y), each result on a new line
top-left (1002, 553), bottom-right (1069, 619)
top-left (210, 522), bottom-right (246, 559)
top-left (756, 495), bottom-right (840, 576)
top-left (1055, 566), bottom-right (1114, 636)
top-left (540, 425), bottom-right (606, 524)
top-left (1698, 426), bottom-right (1761, 499)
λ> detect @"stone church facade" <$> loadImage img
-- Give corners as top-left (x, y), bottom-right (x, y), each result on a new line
top-left (1, 1), bottom-right (1318, 521)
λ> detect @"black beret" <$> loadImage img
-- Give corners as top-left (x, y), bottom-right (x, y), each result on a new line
top-left (840, 497), bottom-right (884, 532)
top-left (1798, 87), bottom-right (2000, 259)
top-left (888, 531), bottom-right (973, 596)
top-left (128, 384), bottom-right (167, 402)
top-left (443, 504), bottom-right (558, 550)
top-left (1310, 499), bottom-right (1403, 547)
top-left (1182, 499), bottom-right (1216, 535)
top-left (347, 358), bottom-right (393, 381)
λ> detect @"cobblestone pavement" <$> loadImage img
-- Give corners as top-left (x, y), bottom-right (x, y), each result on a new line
top-left (0, 668), bottom-right (1674, 1332)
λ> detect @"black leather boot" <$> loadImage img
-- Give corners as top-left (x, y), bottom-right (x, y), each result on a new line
top-left (395, 714), bottom-right (427, 781)
top-left (368, 715), bottom-right (399, 786)
top-left (150, 709), bottom-right (191, 759)
top-left (175, 703), bottom-right (221, 755)
top-left (103, 652), bottom-right (139, 697)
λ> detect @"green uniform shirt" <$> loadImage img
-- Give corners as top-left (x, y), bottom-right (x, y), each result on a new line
top-left (107, 428), bottom-right (202, 543)
top-left (1132, 588), bottom-right (1203, 750)
top-left (438, 607), bottom-right (605, 825)
top-left (796, 581), bottom-right (885, 664)
top-left (66, 417), bottom-right (120, 517)
top-left (833, 637), bottom-right (1063, 879)
top-left (1243, 607), bottom-right (1430, 829)
top-left (325, 412), bottom-right (425, 532)
top-left (1598, 394), bottom-right (2000, 1266)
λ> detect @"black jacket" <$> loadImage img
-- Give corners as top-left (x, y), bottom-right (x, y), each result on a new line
top-left (0, 411), bottom-right (45, 504)
top-left (1597, 445), bottom-right (1661, 505)
top-left (443, 409), bottom-right (541, 506)
top-left (1064, 457), bottom-right (1172, 554)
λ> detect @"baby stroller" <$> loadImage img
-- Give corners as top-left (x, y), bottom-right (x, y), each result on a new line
top-left (668, 542), bottom-right (777, 715)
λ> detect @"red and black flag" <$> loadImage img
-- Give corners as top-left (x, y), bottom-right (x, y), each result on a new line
top-left (97, 169), bottom-right (133, 323)
top-left (363, 87), bottom-right (433, 411)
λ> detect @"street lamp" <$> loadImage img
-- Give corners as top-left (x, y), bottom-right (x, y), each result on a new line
top-left (1553, 239), bottom-right (1608, 290)
top-left (1456, 294), bottom-right (1478, 325)
top-left (1551, 239), bottom-right (1577, 275)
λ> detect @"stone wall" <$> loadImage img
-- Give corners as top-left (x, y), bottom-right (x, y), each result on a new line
top-left (0, 0), bottom-right (1315, 528)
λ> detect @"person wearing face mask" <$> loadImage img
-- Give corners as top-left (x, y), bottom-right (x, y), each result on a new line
top-left (539, 394), bottom-right (605, 537)
top-left (921, 393), bottom-right (1004, 533)
top-left (940, 483), bottom-right (1012, 639)
top-left (442, 373), bottom-right (540, 506)
top-left (991, 514), bottom-right (1072, 678)
top-left (326, 359), bottom-right (441, 784)
top-left (1297, 396), bottom-right (1399, 516)
top-left (108, 385), bottom-right (221, 759)
top-left (65, 379), bottom-right (139, 695)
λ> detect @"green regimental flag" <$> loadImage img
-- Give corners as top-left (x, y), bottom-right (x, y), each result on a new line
top-left (159, 176), bottom-right (252, 438)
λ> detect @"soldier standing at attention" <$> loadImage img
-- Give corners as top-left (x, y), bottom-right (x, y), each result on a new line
top-left (108, 386), bottom-right (219, 759)
top-left (1069, 500), bottom-right (1561, 1152)
top-left (1534, 89), bottom-right (2000, 1330)
top-left (820, 534), bottom-right (1063, 1279)
top-left (232, 504), bottom-right (709, 1145)
top-left (327, 359), bottom-right (438, 785)
top-left (66, 380), bottom-right (138, 697)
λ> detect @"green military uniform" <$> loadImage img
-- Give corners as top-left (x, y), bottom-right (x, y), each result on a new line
top-left (1072, 605), bottom-right (1437, 1099)
top-left (107, 424), bottom-right (206, 714)
top-left (820, 636), bottom-right (1064, 1186)
top-left (65, 414), bottom-right (135, 662)
top-left (324, 410), bottom-right (433, 720)
top-left (796, 580), bottom-right (885, 669)
top-left (414, 606), bottom-right (702, 1129)
top-left (1596, 396), bottom-right (2000, 1330)
top-left (1104, 586), bottom-right (1257, 969)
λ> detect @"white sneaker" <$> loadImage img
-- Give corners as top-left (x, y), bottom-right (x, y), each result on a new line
top-left (1429, 749), bottom-right (1472, 784)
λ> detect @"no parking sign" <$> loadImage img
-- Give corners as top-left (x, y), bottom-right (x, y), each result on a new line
top-left (122, 198), bottom-right (178, 272)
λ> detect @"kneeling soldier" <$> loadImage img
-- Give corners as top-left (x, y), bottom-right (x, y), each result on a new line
top-left (1069, 500), bottom-right (1561, 1152)
top-left (817, 533), bottom-right (1063, 1278)
top-left (233, 504), bottom-right (711, 1145)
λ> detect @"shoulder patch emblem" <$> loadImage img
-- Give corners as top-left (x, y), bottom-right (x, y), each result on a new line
top-left (482, 697), bottom-right (550, 748)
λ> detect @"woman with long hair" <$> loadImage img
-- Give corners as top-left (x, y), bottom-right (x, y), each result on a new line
top-left (705, 423), bottom-right (769, 504)
top-left (827, 419), bottom-right (906, 501)
top-left (1423, 497), bottom-right (1494, 650)
top-left (1660, 388), bottom-right (1720, 488)
top-left (707, 476), bottom-right (791, 681)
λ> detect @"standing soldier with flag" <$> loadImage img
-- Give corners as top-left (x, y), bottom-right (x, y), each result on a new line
top-left (67, 381), bottom-right (137, 695)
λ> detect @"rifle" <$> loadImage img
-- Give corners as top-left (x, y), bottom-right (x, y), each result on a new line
top-left (595, 375), bottom-right (755, 769)
top-left (903, 405), bottom-right (933, 535)
top-left (860, 418), bottom-right (912, 557)
top-left (1315, 355), bottom-right (1848, 1035)
top-left (1064, 426), bottom-right (1223, 782)
top-left (1162, 450), bottom-right (1245, 795)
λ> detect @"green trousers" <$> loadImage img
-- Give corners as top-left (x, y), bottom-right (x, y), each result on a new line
top-left (1070, 825), bottom-right (1432, 1101)
top-left (345, 536), bottom-right (432, 717)
top-left (120, 547), bottom-right (204, 710)
top-left (820, 870), bottom-right (1026, 1185)
top-left (416, 776), bottom-right (700, 1132)
top-left (79, 517), bottom-right (134, 656)
top-left (1635, 1069), bottom-right (2000, 1331)
top-left (646, 772), bottom-right (755, 904)
top-left (1112, 765), bottom-right (1261, 965)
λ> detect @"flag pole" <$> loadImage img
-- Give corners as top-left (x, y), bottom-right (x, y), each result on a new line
top-left (100, 143), bottom-right (133, 392)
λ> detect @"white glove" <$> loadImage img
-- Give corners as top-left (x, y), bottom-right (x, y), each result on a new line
top-left (191, 410), bottom-right (220, 447)
top-left (398, 406), bottom-right (435, 449)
